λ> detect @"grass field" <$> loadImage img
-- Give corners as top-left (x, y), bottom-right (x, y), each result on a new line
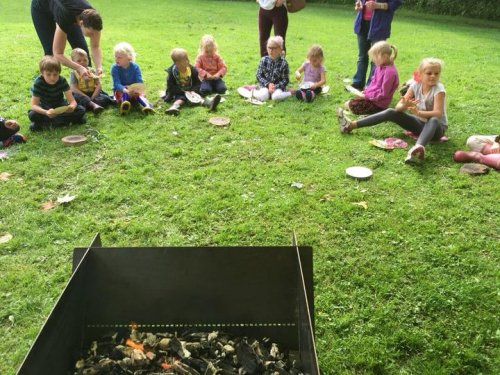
top-left (0, 1), bottom-right (499, 374)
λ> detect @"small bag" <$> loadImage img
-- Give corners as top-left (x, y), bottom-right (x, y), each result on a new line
top-left (286, 0), bottom-right (306, 13)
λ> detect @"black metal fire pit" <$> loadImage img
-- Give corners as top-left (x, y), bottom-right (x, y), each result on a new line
top-left (17, 234), bottom-right (320, 374)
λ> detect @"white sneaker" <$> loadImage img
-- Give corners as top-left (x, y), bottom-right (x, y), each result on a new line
top-left (405, 145), bottom-right (425, 163)
top-left (237, 87), bottom-right (252, 99)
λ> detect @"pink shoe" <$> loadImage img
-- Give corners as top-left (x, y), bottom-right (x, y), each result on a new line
top-left (405, 144), bottom-right (425, 164)
top-left (453, 150), bottom-right (480, 163)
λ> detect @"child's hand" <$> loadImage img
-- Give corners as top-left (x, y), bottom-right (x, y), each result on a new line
top-left (268, 83), bottom-right (276, 93)
top-left (46, 109), bottom-right (57, 118)
top-left (294, 71), bottom-right (301, 81)
top-left (491, 142), bottom-right (500, 153)
top-left (365, 1), bottom-right (377, 10)
top-left (66, 105), bottom-right (76, 113)
top-left (78, 66), bottom-right (91, 80)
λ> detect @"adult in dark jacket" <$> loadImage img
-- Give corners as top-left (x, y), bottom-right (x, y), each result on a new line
top-left (31, 0), bottom-right (103, 80)
top-left (351, 0), bottom-right (402, 90)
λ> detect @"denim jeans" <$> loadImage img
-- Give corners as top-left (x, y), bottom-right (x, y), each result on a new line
top-left (352, 20), bottom-right (381, 89)
top-left (200, 79), bottom-right (227, 96)
top-left (31, 0), bottom-right (91, 65)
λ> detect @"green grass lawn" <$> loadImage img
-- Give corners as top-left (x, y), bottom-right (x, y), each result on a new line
top-left (0, 1), bottom-right (499, 374)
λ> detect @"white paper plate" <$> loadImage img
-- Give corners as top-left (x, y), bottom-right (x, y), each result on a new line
top-left (185, 91), bottom-right (203, 103)
top-left (346, 166), bottom-right (373, 179)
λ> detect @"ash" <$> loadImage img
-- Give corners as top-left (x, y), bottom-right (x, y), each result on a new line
top-left (74, 329), bottom-right (305, 375)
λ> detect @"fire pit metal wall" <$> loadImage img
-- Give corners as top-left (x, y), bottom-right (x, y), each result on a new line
top-left (17, 234), bottom-right (320, 374)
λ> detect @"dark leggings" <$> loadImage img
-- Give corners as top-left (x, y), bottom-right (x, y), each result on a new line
top-left (356, 108), bottom-right (446, 146)
top-left (258, 6), bottom-right (288, 57)
top-left (31, 0), bottom-right (91, 65)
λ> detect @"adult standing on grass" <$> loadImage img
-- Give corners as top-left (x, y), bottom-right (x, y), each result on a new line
top-left (31, 0), bottom-right (103, 80)
top-left (257, 0), bottom-right (288, 57)
top-left (350, 0), bottom-right (402, 90)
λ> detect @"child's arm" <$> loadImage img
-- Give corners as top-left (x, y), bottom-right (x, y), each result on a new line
top-left (31, 96), bottom-right (57, 118)
top-left (195, 56), bottom-right (210, 80)
top-left (395, 88), bottom-right (416, 112)
top-left (409, 91), bottom-right (445, 119)
top-left (275, 62), bottom-right (290, 91)
top-left (214, 55), bottom-right (227, 79)
top-left (294, 64), bottom-right (304, 81)
top-left (256, 59), bottom-right (270, 88)
top-left (90, 79), bottom-right (101, 100)
top-left (64, 90), bottom-right (77, 113)
top-left (111, 65), bottom-right (126, 93)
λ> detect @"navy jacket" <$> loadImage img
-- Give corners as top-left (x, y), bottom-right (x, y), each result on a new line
top-left (354, 0), bottom-right (402, 40)
top-left (164, 64), bottom-right (201, 102)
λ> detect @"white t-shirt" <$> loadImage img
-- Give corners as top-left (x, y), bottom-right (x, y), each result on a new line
top-left (258, 0), bottom-right (276, 10)
top-left (410, 81), bottom-right (448, 125)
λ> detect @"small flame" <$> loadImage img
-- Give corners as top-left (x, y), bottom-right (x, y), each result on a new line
top-left (126, 338), bottom-right (144, 351)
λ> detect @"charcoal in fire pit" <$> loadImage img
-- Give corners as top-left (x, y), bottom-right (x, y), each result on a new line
top-left (74, 330), bottom-right (305, 375)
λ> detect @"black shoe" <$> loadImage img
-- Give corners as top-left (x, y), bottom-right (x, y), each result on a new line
top-left (209, 94), bottom-right (221, 111)
top-left (29, 122), bottom-right (45, 132)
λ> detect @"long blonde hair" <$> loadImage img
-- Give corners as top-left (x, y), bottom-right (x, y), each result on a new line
top-left (369, 41), bottom-right (397, 63)
top-left (198, 34), bottom-right (218, 55)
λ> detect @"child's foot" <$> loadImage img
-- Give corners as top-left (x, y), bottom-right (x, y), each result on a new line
top-left (237, 87), bottom-right (252, 99)
top-left (453, 150), bottom-right (480, 163)
top-left (29, 122), bottom-right (45, 132)
top-left (208, 94), bottom-right (221, 111)
top-left (141, 106), bottom-right (155, 115)
top-left (165, 105), bottom-right (180, 116)
top-left (119, 100), bottom-right (131, 115)
top-left (337, 108), bottom-right (352, 133)
top-left (405, 145), bottom-right (425, 164)
top-left (92, 104), bottom-right (104, 115)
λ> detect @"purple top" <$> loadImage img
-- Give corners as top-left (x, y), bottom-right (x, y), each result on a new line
top-left (363, 63), bottom-right (399, 109)
top-left (301, 61), bottom-right (325, 84)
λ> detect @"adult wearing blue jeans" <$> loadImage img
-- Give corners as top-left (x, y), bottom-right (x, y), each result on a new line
top-left (351, 0), bottom-right (402, 89)
top-left (31, 0), bottom-right (103, 80)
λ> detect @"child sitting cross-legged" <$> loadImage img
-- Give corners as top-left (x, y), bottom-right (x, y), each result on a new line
top-left (164, 48), bottom-right (221, 116)
top-left (111, 42), bottom-right (154, 115)
top-left (195, 34), bottom-right (227, 96)
top-left (294, 44), bottom-right (327, 102)
top-left (238, 36), bottom-right (291, 102)
top-left (70, 48), bottom-right (114, 114)
top-left (28, 56), bottom-right (86, 131)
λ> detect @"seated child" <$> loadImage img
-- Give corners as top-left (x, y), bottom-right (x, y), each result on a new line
top-left (344, 41), bottom-right (399, 115)
top-left (70, 48), bottom-right (114, 114)
top-left (28, 56), bottom-right (86, 131)
top-left (239, 36), bottom-right (291, 102)
top-left (453, 135), bottom-right (500, 170)
top-left (0, 116), bottom-right (26, 147)
top-left (195, 35), bottom-right (227, 96)
top-left (294, 44), bottom-right (326, 102)
top-left (164, 48), bottom-right (221, 116)
top-left (338, 57), bottom-right (447, 164)
top-left (111, 42), bottom-right (154, 115)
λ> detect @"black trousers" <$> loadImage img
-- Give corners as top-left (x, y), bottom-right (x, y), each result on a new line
top-left (31, 0), bottom-right (92, 65)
